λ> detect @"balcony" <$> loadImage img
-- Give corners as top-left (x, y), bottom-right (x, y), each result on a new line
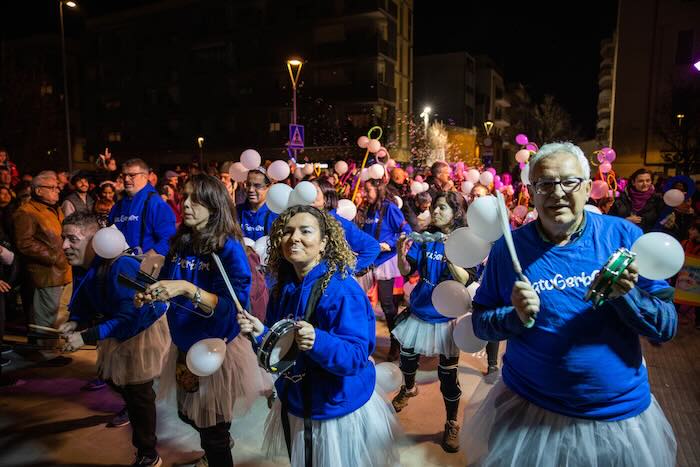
top-left (597, 118), bottom-right (610, 129)
top-left (598, 70), bottom-right (612, 87)
top-left (313, 34), bottom-right (396, 61)
top-left (494, 119), bottom-right (510, 129)
top-left (313, 81), bottom-right (395, 103)
top-left (495, 97), bottom-right (511, 108)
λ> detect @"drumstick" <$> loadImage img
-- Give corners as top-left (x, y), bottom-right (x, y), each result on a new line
top-left (495, 191), bottom-right (536, 328)
top-left (29, 324), bottom-right (62, 334)
top-left (211, 252), bottom-right (258, 346)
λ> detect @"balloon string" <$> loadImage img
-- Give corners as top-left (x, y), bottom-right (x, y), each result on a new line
top-left (351, 148), bottom-right (370, 202)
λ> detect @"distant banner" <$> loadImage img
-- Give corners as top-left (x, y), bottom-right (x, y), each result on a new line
top-left (674, 254), bottom-right (700, 306)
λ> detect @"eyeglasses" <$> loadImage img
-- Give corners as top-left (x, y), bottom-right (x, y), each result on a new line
top-left (533, 178), bottom-right (585, 195)
top-left (38, 185), bottom-right (61, 192)
top-left (247, 182), bottom-right (269, 190)
top-left (120, 172), bottom-right (146, 180)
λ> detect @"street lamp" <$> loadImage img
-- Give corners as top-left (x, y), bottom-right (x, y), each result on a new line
top-left (59, 0), bottom-right (77, 172)
top-left (286, 58), bottom-right (303, 125)
top-left (197, 136), bottom-right (204, 167)
top-left (694, 60), bottom-right (700, 72)
top-left (483, 120), bottom-right (494, 137)
top-left (420, 106), bottom-right (432, 137)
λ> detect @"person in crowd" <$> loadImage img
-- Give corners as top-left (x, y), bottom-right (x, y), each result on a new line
top-left (387, 167), bottom-right (410, 199)
top-left (218, 161), bottom-right (236, 200)
top-left (609, 168), bottom-right (663, 232)
top-left (463, 142), bottom-right (677, 466)
top-left (237, 167), bottom-right (277, 241)
top-left (656, 175), bottom-right (696, 241)
top-left (109, 158), bottom-right (176, 256)
top-left (402, 191), bottom-right (432, 233)
top-left (148, 170), bottom-right (158, 188)
top-left (98, 181), bottom-right (117, 203)
top-left (0, 224), bottom-right (17, 367)
top-left (158, 184), bottom-right (182, 227)
top-left (61, 172), bottom-right (95, 216)
top-left (237, 204), bottom-right (400, 467)
top-left (393, 191), bottom-right (476, 453)
top-left (59, 212), bottom-right (170, 467)
top-left (136, 174), bottom-right (263, 467)
top-left (0, 148), bottom-right (20, 187)
top-left (0, 168), bottom-right (14, 192)
top-left (468, 183), bottom-right (490, 202)
top-left (311, 178), bottom-right (380, 274)
top-left (164, 170), bottom-right (179, 190)
top-left (359, 178), bottom-right (412, 360)
top-left (428, 161), bottom-right (455, 198)
top-left (13, 171), bottom-right (72, 363)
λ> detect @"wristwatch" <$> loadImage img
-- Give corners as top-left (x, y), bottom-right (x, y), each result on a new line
top-left (191, 287), bottom-right (202, 308)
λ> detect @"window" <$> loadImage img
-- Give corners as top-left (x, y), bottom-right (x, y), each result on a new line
top-left (40, 84), bottom-right (53, 96)
top-left (378, 61), bottom-right (387, 84)
top-left (269, 122), bottom-right (281, 132)
top-left (108, 132), bottom-right (122, 142)
top-left (675, 30), bottom-right (694, 65)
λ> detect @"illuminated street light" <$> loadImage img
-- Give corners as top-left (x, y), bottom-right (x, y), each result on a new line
top-left (420, 106), bottom-right (432, 137)
top-left (483, 120), bottom-right (494, 136)
top-left (286, 58), bottom-right (304, 125)
top-left (65, 1), bottom-right (77, 7)
top-left (694, 60), bottom-right (700, 72)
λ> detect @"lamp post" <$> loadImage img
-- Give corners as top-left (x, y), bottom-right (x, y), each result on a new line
top-left (286, 58), bottom-right (303, 126)
top-left (197, 136), bottom-right (204, 167)
top-left (420, 106), bottom-right (432, 137)
top-left (59, 0), bottom-right (77, 172)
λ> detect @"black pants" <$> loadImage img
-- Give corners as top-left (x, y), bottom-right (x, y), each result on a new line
top-left (108, 380), bottom-right (157, 458)
top-left (178, 412), bottom-right (233, 467)
top-left (399, 348), bottom-right (461, 421)
top-left (486, 341), bottom-right (500, 367)
top-left (377, 279), bottom-right (397, 329)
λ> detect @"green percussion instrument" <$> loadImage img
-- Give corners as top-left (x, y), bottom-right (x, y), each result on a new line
top-left (584, 248), bottom-right (636, 306)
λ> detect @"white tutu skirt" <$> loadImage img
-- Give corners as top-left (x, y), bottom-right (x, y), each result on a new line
top-left (461, 379), bottom-right (677, 467)
top-left (97, 314), bottom-right (171, 386)
top-left (374, 255), bottom-right (401, 281)
top-left (263, 390), bottom-right (401, 467)
top-left (392, 314), bottom-right (459, 357)
top-left (158, 335), bottom-right (266, 428)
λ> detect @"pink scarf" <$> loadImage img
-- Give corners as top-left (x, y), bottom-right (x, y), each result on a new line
top-left (628, 185), bottom-right (655, 212)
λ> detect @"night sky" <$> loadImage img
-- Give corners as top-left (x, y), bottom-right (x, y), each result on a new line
top-left (2, 0), bottom-right (618, 138)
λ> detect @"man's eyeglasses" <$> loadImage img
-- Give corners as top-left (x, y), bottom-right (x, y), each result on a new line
top-left (533, 178), bottom-right (585, 195)
top-left (120, 172), bottom-right (146, 180)
top-left (247, 182), bottom-right (269, 190)
top-left (38, 185), bottom-right (61, 192)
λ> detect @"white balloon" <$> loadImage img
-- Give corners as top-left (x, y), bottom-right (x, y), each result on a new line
top-left (421, 182), bottom-right (429, 193)
top-left (583, 204), bottom-right (602, 214)
top-left (243, 237), bottom-right (255, 248)
top-left (268, 160), bottom-right (290, 181)
top-left (302, 163), bottom-right (314, 175)
top-left (631, 232), bottom-right (684, 280)
top-left (467, 195), bottom-right (503, 242)
top-left (452, 314), bottom-right (486, 353)
top-left (431, 280), bottom-right (472, 318)
top-left (334, 160), bottom-right (349, 175)
top-left (254, 235), bottom-right (270, 266)
top-left (369, 163), bottom-right (385, 179)
top-left (294, 181), bottom-right (317, 205)
top-left (410, 181), bottom-right (423, 195)
top-left (663, 189), bottom-right (685, 207)
top-left (360, 168), bottom-right (371, 181)
top-left (394, 195), bottom-right (403, 209)
top-left (521, 164), bottom-right (530, 185)
top-left (479, 171), bottom-right (494, 186)
top-left (466, 282), bottom-right (480, 299)
top-left (240, 149), bottom-right (261, 170)
top-left (93, 226), bottom-right (128, 259)
top-left (229, 162), bottom-right (249, 183)
top-left (266, 183), bottom-right (293, 214)
top-left (461, 181), bottom-right (474, 194)
top-left (336, 199), bottom-right (357, 221)
top-left (186, 338), bottom-right (227, 377)
top-left (445, 227), bottom-right (491, 268)
top-left (466, 169), bottom-right (480, 184)
top-left (375, 361), bottom-right (403, 393)
top-left (368, 139), bottom-right (382, 153)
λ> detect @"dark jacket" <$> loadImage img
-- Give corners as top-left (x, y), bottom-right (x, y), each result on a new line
top-left (608, 189), bottom-right (663, 232)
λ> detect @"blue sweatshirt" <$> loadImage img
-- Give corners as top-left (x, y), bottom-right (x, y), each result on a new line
top-left (472, 212), bottom-right (677, 421)
top-left (68, 255), bottom-right (167, 342)
top-left (361, 200), bottom-right (412, 267)
top-left (329, 208), bottom-right (380, 273)
top-left (260, 261), bottom-right (376, 420)
top-left (406, 240), bottom-right (458, 323)
top-left (163, 237), bottom-right (252, 352)
top-left (237, 201), bottom-right (278, 241)
top-left (108, 184), bottom-right (177, 255)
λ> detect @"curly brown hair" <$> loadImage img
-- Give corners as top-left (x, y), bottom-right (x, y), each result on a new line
top-left (267, 205), bottom-right (356, 298)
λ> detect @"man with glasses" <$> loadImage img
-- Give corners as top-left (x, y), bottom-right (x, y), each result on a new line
top-left (13, 171), bottom-right (72, 363)
top-left (108, 158), bottom-right (176, 257)
top-left (463, 142), bottom-right (677, 466)
top-left (236, 167), bottom-right (277, 241)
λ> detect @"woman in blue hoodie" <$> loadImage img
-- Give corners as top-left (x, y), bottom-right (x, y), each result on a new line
top-left (359, 178), bottom-right (412, 360)
top-left (237, 205), bottom-right (399, 467)
top-left (392, 191), bottom-right (476, 453)
top-left (136, 174), bottom-right (264, 467)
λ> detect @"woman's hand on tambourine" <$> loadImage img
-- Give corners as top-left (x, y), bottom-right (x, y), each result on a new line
top-left (62, 331), bottom-right (85, 352)
top-left (237, 309), bottom-right (264, 338)
top-left (608, 261), bottom-right (639, 299)
top-left (295, 321), bottom-right (315, 351)
top-left (511, 280), bottom-right (540, 325)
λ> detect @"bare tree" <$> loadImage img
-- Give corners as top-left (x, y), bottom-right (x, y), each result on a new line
top-left (653, 83), bottom-right (700, 175)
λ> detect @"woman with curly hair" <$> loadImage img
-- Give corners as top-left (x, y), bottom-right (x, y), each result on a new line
top-left (136, 174), bottom-right (264, 467)
top-left (392, 191), bottom-right (477, 453)
top-left (237, 205), bottom-right (399, 467)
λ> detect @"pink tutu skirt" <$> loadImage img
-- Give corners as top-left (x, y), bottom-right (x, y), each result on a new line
top-left (159, 335), bottom-right (266, 428)
top-left (97, 314), bottom-right (171, 386)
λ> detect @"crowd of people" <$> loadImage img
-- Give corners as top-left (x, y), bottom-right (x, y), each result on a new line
top-left (0, 141), bottom-right (696, 466)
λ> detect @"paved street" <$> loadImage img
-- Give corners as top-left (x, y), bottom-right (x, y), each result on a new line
top-left (1, 318), bottom-right (698, 467)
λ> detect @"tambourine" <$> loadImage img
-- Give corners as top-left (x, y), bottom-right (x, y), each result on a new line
top-left (584, 248), bottom-right (636, 306)
top-left (408, 231), bottom-right (447, 243)
top-left (257, 319), bottom-right (299, 374)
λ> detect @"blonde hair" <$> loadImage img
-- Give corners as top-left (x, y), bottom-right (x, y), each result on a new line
top-left (267, 205), bottom-right (356, 298)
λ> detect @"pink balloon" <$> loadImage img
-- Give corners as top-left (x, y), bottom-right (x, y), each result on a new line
top-left (515, 149), bottom-right (530, 163)
top-left (525, 143), bottom-right (538, 152)
top-left (599, 161), bottom-right (612, 173)
top-left (590, 180), bottom-right (608, 200)
top-left (515, 134), bottom-right (529, 145)
top-left (513, 205), bottom-right (528, 219)
top-left (414, 175), bottom-right (423, 182)
top-left (487, 167), bottom-right (497, 176)
top-left (405, 166), bottom-right (414, 175)
top-left (618, 179), bottom-right (627, 191)
top-left (494, 180), bottom-right (504, 190)
top-left (502, 173), bottom-right (512, 185)
top-left (456, 162), bottom-right (465, 172)
top-left (368, 139), bottom-right (381, 153)
top-left (494, 175), bottom-right (501, 182)
top-left (357, 136), bottom-right (369, 148)
top-left (605, 148), bottom-right (616, 162)
top-left (519, 162), bottom-right (526, 170)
